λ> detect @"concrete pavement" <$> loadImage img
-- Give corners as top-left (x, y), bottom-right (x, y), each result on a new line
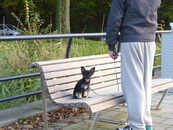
top-left (0, 92), bottom-right (173, 130)
top-left (49, 92), bottom-right (173, 130)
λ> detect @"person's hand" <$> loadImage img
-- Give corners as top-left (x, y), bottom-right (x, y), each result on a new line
top-left (109, 50), bottom-right (118, 60)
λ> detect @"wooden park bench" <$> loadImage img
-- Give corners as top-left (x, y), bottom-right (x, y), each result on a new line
top-left (29, 54), bottom-right (173, 130)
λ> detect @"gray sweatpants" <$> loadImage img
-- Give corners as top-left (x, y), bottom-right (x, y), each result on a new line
top-left (121, 42), bottom-right (156, 130)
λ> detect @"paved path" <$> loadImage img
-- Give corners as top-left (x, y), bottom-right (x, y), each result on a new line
top-left (0, 92), bottom-right (173, 130)
top-left (49, 92), bottom-right (173, 130)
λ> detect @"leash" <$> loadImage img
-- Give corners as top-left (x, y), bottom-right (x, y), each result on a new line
top-left (90, 88), bottom-right (105, 96)
top-left (90, 51), bottom-right (120, 96)
top-left (114, 59), bottom-right (120, 92)
top-left (90, 88), bottom-right (115, 97)
top-left (113, 49), bottom-right (121, 92)
top-left (90, 59), bottom-right (120, 96)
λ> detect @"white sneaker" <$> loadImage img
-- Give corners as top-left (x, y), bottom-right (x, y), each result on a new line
top-left (116, 125), bottom-right (133, 130)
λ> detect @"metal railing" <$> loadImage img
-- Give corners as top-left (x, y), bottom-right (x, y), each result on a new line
top-left (0, 31), bottom-right (168, 103)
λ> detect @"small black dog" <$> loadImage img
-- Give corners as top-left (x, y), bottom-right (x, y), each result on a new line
top-left (73, 66), bottom-right (95, 99)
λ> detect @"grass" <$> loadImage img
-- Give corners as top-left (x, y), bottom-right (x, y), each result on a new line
top-left (0, 38), bottom-right (108, 110)
top-left (0, 38), bottom-right (161, 110)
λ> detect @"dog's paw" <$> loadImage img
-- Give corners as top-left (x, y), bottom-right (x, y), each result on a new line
top-left (78, 96), bottom-right (82, 99)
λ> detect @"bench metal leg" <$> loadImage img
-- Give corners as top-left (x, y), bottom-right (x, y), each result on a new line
top-left (42, 91), bottom-right (49, 130)
top-left (155, 89), bottom-right (169, 110)
top-left (90, 112), bottom-right (100, 130)
top-left (89, 111), bottom-right (128, 130)
top-left (41, 77), bottom-right (49, 130)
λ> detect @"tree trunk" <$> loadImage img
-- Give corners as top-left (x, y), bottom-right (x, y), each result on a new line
top-left (56, 0), bottom-right (71, 34)
top-left (56, 0), bottom-right (61, 33)
top-left (62, 0), bottom-right (71, 34)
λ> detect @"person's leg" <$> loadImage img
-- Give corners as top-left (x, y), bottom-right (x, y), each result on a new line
top-left (121, 42), bottom-right (146, 130)
top-left (143, 42), bottom-right (156, 127)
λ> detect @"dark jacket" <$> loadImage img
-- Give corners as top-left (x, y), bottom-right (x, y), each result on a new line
top-left (106, 0), bottom-right (161, 51)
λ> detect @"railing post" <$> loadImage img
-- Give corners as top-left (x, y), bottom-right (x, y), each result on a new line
top-left (66, 38), bottom-right (73, 58)
top-left (152, 57), bottom-right (156, 76)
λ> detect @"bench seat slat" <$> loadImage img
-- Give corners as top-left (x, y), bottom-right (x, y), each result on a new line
top-left (53, 92), bottom-right (124, 106)
top-left (152, 81), bottom-right (173, 93)
top-left (152, 78), bottom-right (173, 87)
top-left (90, 97), bottom-right (125, 113)
top-left (51, 78), bottom-right (173, 107)
top-left (58, 95), bottom-right (125, 114)
top-left (53, 79), bottom-right (173, 112)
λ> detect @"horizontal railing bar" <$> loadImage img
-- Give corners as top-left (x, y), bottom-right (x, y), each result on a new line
top-left (154, 54), bottom-right (161, 57)
top-left (0, 66), bottom-right (161, 103)
top-left (0, 90), bottom-right (42, 103)
top-left (0, 54), bottom-right (161, 82)
top-left (0, 33), bottom-right (106, 41)
top-left (153, 65), bottom-right (161, 69)
top-left (0, 57), bottom-right (161, 102)
top-left (0, 72), bottom-right (40, 82)
top-left (0, 30), bottom-right (171, 41)
top-left (156, 30), bottom-right (172, 33)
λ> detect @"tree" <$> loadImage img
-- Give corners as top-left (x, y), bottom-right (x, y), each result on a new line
top-left (70, 0), bottom-right (111, 33)
top-left (1, 0), bottom-right (173, 32)
top-left (0, 0), bottom-right (25, 25)
top-left (56, 0), bottom-right (71, 34)
top-left (158, 0), bottom-right (173, 29)
top-left (56, 0), bottom-right (62, 33)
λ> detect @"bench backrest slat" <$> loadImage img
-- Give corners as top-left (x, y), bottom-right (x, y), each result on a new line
top-left (43, 62), bottom-right (120, 80)
top-left (44, 73), bottom-right (121, 88)
top-left (41, 58), bottom-right (116, 72)
top-left (29, 54), bottom-right (110, 67)
top-left (48, 79), bottom-right (121, 94)
top-left (29, 54), bottom-right (121, 104)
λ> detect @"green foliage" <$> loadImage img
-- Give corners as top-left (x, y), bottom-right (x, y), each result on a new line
top-left (0, 38), bottom-right (66, 109)
top-left (1, 0), bottom-right (173, 32)
top-left (70, 0), bottom-right (111, 32)
top-left (156, 21), bottom-right (165, 42)
top-left (11, 0), bottom-right (52, 35)
top-left (158, 0), bottom-right (173, 29)
top-left (70, 39), bottom-right (108, 57)
top-left (0, 38), bottom-right (108, 110)
top-left (2, 0), bottom-right (25, 14)
top-left (0, 78), bottom-right (41, 109)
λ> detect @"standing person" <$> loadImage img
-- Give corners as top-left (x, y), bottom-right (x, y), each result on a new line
top-left (106, 0), bottom-right (161, 130)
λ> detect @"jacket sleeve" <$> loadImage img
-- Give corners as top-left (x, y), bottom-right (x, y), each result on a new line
top-left (106, 0), bottom-right (125, 51)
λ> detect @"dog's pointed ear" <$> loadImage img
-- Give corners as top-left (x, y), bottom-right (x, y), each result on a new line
top-left (90, 67), bottom-right (95, 75)
top-left (81, 66), bottom-right (86, 73)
